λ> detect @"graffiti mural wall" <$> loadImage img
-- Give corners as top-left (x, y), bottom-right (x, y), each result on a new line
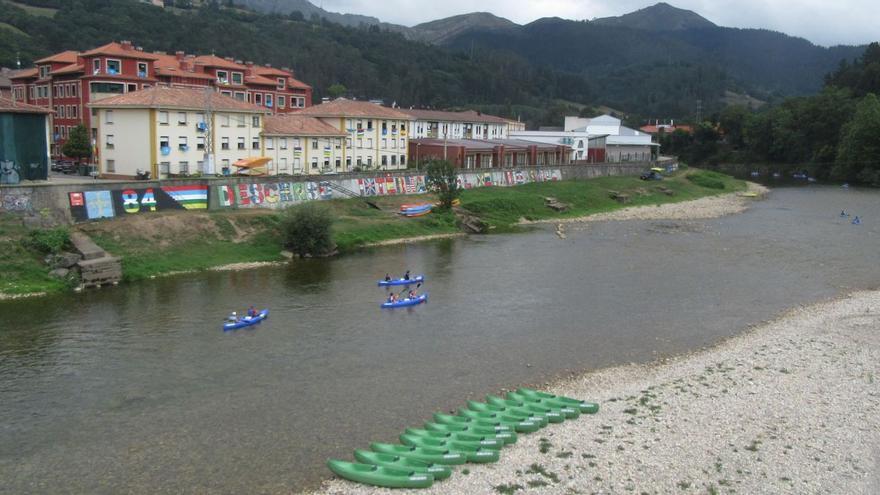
top-left (67, 169), bottom-right (561, 221)
top-left (0, 188), bottom-right (31, 212)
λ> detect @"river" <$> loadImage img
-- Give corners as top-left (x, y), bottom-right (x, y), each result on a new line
top-left (1, 185), bottom-right (879, 494)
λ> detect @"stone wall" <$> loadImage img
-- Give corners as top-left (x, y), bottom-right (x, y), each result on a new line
top-left (0, 161), bottom-right (657, 224)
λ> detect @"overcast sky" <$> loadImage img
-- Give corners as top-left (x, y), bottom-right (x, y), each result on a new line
top-left (317, 0), bottom-right (879, 47)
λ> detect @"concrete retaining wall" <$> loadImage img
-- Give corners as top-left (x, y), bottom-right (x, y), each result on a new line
top-left (1, 161), bottom-right (659, 224)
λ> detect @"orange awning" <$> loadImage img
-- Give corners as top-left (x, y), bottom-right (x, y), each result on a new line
top-left (233, 157), bottom-right (271, 176)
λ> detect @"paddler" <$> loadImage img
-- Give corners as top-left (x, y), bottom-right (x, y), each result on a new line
top-left (403, 270), bottom-right (411, 280)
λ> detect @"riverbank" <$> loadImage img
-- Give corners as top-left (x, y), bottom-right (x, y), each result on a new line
top-left (0, 168), bottom-right (746, 298)
top-left (312, 290), bottom-right (880, 494)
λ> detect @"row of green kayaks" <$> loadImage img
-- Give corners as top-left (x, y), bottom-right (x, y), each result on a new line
top-left (327, 388), bottom-right (599, 488)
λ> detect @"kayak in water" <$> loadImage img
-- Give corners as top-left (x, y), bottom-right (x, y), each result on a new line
top-left (377, 275), bottom-right (425, 286)
top-left (380, 293), bottom-right (428, 309)
top-left (223, 309), bottom-right (269, 331)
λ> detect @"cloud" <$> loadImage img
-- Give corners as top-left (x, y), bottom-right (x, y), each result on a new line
top-left (318, 0), bottom-right (879, 46)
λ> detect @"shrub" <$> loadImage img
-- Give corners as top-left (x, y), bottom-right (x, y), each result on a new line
top-left (280, 203), bottom-right (334, 256)
top-left (24, 228), bottom-right (70, 254)
top-left (686, 171), bottom-right (727, 189)
top-left (425, 159), bottom-right (461, 209)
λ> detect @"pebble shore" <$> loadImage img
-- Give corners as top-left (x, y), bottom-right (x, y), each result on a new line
top-left (310, 290), bottom-right (880, 495)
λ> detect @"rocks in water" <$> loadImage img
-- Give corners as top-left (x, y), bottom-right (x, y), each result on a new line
top-left (453, 207), bottom-right (489, 234)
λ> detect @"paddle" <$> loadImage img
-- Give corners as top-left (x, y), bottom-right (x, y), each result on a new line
top-left (397, 282), bottom-right (422, 299)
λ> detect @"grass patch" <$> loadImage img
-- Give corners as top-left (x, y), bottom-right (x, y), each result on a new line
top-left (494, 483), bottom-right (524, 494)
top-left (525, 463), bottom-right (560, 483)
top-left (686, 170), bottom-right (729, 190)
top-left (527, 479), bottom-right (549, 488)
top-left (0, 217), bottom-right (67, 295)
top-left (539, 437), bottom-right (553, 454)
top-left (6, 1), bottom-right (57, 16)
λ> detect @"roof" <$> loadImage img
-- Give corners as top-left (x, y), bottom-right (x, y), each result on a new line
top-left (298, 98), bottom-right (411, 120)
top-left (410, 137), bottom-right (566, 151)
top-left (0, 69), bottom-right (12, 89)
top-left (35, 50), bottom-right (79, 65)
top-left (9, 68), bottom-right (38, 80)
top-left (263, 115), bottom-right (347, 136)
top-left (254, 66), bottom-right (290, 77)
top-left (88, 86), bottom-right (268, 113)
top-left (245, 74), bottom-right (279, 86)
top-left (51, 63), bottom-right (85, 76)
top-left (80, 42), bottom-right (161, 60)
top-left (639, 124), bottom-right (693, 134)
top-left (193, 55), bottom-right (246, 71)
top-left (0, 96), bottom-right (53, 114)
top-left (399, 108), bottom-right (509, 124)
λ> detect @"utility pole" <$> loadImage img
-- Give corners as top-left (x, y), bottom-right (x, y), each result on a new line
top-left (696, 99), bottom-right (703, 124)
top-left (204, 87), bottom-right (215, 175)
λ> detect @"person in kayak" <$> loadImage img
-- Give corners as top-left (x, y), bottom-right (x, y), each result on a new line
top-left (227, 311), bottom-right (239, 323)
top-left (408, 289), bottom-right (418, 299)
top-left (384, 273), bottom-right (392, 282)
top-left (403, 270), bottom-right (411, 280)
top-left (247, 306), bottom-right (256, 318)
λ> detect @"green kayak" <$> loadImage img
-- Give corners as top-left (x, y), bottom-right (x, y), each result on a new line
top-left (370, 442), bottom-right (467, 465)
top-left (517, 387), bottom-right (600, 414)
top-left (327, 459), bottom-right (434, 488)
top-left (400, 434), bottom-right (500, 463)
top-left (485, 395), bottom-right (565, 423)
top-left (404, 428), bottom-right (503, 450)
top-left (457, 408), bottom-right (544, 433)
top-left (432, 412), bottom-right (514, 432)
top-left (424, 422), bottom-right (517, 444)
top-left (354, 449), bottom-right (452, 480)
top-left (506, 391), bottom-right (581, 419)
top-left (465, 401), bottom-right (551, 427)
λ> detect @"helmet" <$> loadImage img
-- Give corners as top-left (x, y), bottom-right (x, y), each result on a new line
top-left (232, 311), bottom-right (237, 315)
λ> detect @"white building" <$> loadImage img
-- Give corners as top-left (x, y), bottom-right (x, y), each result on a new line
top-left (297, 98), bottom-right (412, 171)
top-left (509, 130), bottom-right (607, 162)
top-left (400, 109), bottom-right (509, 141)
top-left (262, 114), bottom-right (348, 175)
top-left (89, 86), bottom-right (269, 178)
top-left (564, 114), bottom-right (658, 162)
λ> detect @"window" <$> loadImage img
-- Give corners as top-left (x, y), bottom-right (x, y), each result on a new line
top-left (252, 116), bottom-right (260, 127)
top-left (105, 159), bottom-right (115, 173)
top-left (221, 137), bottom-right (229, 150)
top-left (367, 138), bottom-right (373, 148)
top-left (356, 157), bottom-right (362, 168)
top-left (335, 138), bottom-right (341, 149)
top-left (296, 98), bottom-right (304, 108)
top-left (311, 140), bottom-right (318, 150)
top-left (391, 139), bottom-right (396, 149)
top-left (381, 155), bottom-right (388, 167)
top-left (58, 106), bottom-right (64, 118)
top-left (367, 156), bottom-right (372, 167)
top-left (391, 155), bottom-right (397, 166)
top-left (252, 137), bottom-right (260, 150)
top-left (277, 77), bottom-right (285, 89)
top-left (158, 111), bottom-right (168, 125)
top-left (346, 157), bottom-right (351, 168)
top-left (346, 138), bottom-right (352, 148)
top-left (71, 84), bottom-right (78, 97)
top-left (234, 92), bottom-right (245, 101)
top-left (279, 138), bottom-right (287, 150)
top-left (266, 138), bottom-right (274, 150)
top-left (265, 94), bottom-right (273, 108)
top-left (400, 139), bottom-right (405, 148)
top-left (72, 106), bottom-right (78, 118)
top-left (220, 114), bottom-right (230, 127)
top-left (179, 161), bottom-right (189, 174)
top-left (335, 158), bottom-right (341, 169)
top-left (323, 158), bottom-right (330, 169)
top-left (177, 112), bottom-right (187, 125)
top-left (160, 162), bottom-right (170, 175)
top-left (221, 90), bottom-right (232, 97)
top-left (196, 113), bottom-right (205, 124)
top-left (178, 136), bottom-right (188, 150)
top-left (137, 62), bottom-right (148, 78)
top-left (357, 138), bottom-right (363, 149)
top-left (127, 84), bottom-right (137, 93)
top-left (367, 120), bottom-right (373, 130)
top-left (92, 59), bottom-right (101, 74)
top-left (382, 122), bottom-right (387, 134)
top-left (278, 96), bottom-right (286, 108)
top-left (254, 93), bottom-right (262, 105)
top-left (106, 59), bottom-right (121, 75)
top-left (294, 157), bottom-right (301, 172)
top-left (105, 135), bottom-right (114, 149)
top-left (401, 155), bottom-right (406, 166)
top-left (279, 157), bottom-right (288, 172)
top-left (221, 159), bottom-right (230, 170)
top-left (237, 137), bottom-right (245, 150)
top-left (105, 110), bottom-right (114, 124)
top-left (311, 158), bottom-right (318, 169)
top-left (159, 136), bottom-right (170, 148)
top-left (231, 72), bottom-right (243, 85)
top-left (196, 136), bottom-right (205, 150)
top-left (197, 160), bottom-right (205, 173)
top-left (382, 138), bottom-right (387, 149)
top-left (40, 66), bottom-right (50, 79)
top-left (216, 70), bottom-right (228, 84)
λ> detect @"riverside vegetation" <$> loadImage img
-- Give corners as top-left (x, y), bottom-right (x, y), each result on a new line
top-left (0, 169), bottom-right (745, 297)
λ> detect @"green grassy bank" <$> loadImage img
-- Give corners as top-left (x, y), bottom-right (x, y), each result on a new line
top-left (0, 169), bottom-right (745, 297)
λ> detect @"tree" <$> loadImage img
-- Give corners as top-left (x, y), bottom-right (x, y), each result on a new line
top-left (327, 83), bottom-right (347, 99)
top-left (834, 93), bottom-right (880, 183)
top-left (425, 160), bottom-right (460, 210)
top-left (62, 125), bottom-right (91, 164)
top-left (280, 203), bottom-right (335, 257)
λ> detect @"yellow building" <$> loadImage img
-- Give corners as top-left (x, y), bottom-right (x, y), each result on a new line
top-left (262, 114), bottom-right (348, 175)
top-left (297, 98), bottom-right (412, 172)
top-left (89, 86), bottom-right (269, 179)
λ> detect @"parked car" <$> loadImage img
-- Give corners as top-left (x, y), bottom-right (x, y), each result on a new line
top-left (51, 160), bottom-right (77, 174)
top-left (640, 170), bottom-right (663, 181)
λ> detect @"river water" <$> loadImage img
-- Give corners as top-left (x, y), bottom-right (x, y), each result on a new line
top-left (1, 186), bottom-right (879, 493)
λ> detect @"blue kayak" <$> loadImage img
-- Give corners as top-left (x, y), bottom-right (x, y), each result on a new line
top-left (381, 293), bottom-right (428, 309)
top-left (223, 309), bottom-right (269, 331)
top-left (377, 275), bottom-right (424, 287)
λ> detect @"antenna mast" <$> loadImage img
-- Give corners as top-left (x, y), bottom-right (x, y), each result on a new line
top-left (204, 87), bottom-right (215, 175)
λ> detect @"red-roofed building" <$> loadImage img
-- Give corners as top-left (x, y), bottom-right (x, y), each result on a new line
top-left (639, 122), bottom-right (693, 135)
top-left (11, 40), bottom-right (313, 159)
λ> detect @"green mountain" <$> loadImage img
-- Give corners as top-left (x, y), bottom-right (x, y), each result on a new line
top-left (592, 2), bottom-right (715, 31)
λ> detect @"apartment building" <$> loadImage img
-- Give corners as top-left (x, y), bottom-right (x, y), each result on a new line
top-left (89, 86), bottom-right (269, 179)
top-left (262, 114), bottom-right (348, 175)
top-left (10, 41), bottom-right (312, 158)
top-left (297, 98), bottom-right (413, 171)
top-left (400, 108), bottom-right (509, 140)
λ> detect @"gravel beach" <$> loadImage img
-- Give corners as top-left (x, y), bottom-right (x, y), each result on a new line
top-left (311, 290), bottom-right (880, 494)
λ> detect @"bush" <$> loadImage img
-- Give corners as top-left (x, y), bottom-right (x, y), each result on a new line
top-left (24, 228), bottom-right (70, 254)
top-left (686, 171), bottom-right (727, 190)
top-left (280, 203), bottom-right (334, 257)
top-left (425, 159), bottom-right (461, 209)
